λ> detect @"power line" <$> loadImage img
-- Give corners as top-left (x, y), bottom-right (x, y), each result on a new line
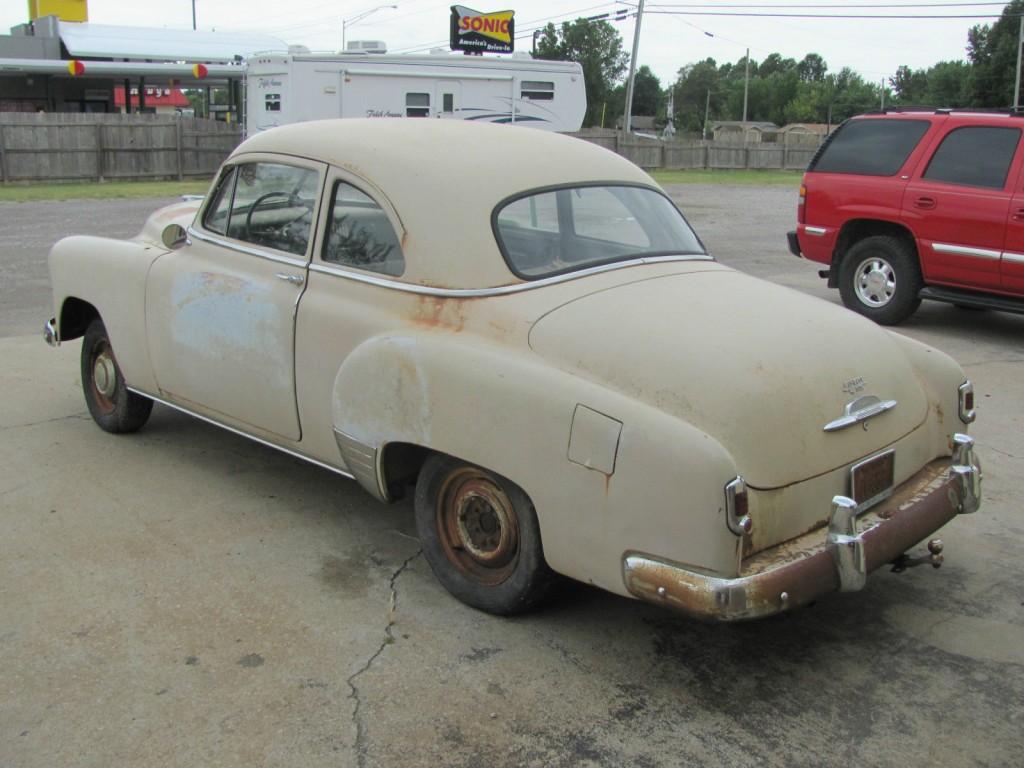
top-left (647, 2), bottom-right (1006, 7)
top-left (646, 10), bottom-right (1010, 16)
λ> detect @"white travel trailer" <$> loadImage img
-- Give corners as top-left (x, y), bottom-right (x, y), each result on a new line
top-left (245, 51), bottom-right (586, 134)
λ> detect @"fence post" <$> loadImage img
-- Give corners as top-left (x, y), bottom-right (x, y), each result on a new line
top-left (0, 125), bottom-right (7, 184)
top-left (96, 123), bottom-right (105, 182)
top-left (175, 120), bottom-right (184, 181)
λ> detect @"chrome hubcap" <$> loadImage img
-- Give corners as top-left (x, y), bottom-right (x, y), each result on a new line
top-left (93, 353), bottom-right (117, 398)
top-left (854, 257), bottom-right (896, 308)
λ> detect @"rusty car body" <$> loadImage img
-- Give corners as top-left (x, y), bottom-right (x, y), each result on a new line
top-left (45, 119), bottom-right (982, 620)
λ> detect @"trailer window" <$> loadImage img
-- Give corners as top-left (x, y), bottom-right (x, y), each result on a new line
top-left (521, 81), bottom-right (554, 101)
top-left (264, 93), bottom-right (281, 112)
top-left (323, 181), bottom-right (405, 277)
top-left (406, 93), bottom-right (430, 118)
top-left (442, 93), bottom-right (454, 114)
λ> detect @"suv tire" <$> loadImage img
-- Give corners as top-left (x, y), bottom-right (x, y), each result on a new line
top-left (838, 235), bottom-right (923, 325)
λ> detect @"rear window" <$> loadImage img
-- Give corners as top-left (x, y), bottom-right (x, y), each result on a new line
top-left (811, 119), bottom-right (930, 176)
top-left (494, 185), bottom-right (705, 280)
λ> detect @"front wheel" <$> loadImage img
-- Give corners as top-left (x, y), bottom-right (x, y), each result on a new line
top-left (81, 318), bottom-right (153, 433)
top-left (838, 235), bottom-right (923, 325)
top-left (414, 455), bottom-right (554, 615)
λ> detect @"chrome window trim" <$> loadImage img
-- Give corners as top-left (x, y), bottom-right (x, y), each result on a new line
top-left (804, 226), bottom-right (827, 236)
top-left (1002, 250), bottom-right (1024, 265)
top-left (931, 242), bottom-right (1001, 261)
top-left (308, 254), bottom-right (713, 298)
top-left (127, 387), bottom-right (355, 481)
top-left (188, 226), bottom-right (309, 268)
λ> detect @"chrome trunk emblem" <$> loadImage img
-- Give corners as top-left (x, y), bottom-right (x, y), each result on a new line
top-left (824, 395), bottom-right (897, 432)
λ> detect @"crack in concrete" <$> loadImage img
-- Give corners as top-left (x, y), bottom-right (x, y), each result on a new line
top-left (346, 549), bottom-right (422, 768)
top-left (1, 412), bottom-right (89, 431)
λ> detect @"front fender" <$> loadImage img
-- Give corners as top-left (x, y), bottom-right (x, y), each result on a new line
top-left (331, 332), bottom-right (741, 595)
top-left (48, 235), bottom-right (164, 392)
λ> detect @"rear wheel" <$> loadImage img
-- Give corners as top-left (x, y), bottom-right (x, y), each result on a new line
top-left (81, 318), bottom-right (153, 433)
top-left (414, 454), bottom-right (554, 615)
top-left (838, 235), bottom-right (922, 325)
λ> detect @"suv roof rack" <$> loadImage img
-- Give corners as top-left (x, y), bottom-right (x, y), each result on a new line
top-left (864, 106), bottom-right (1024, 117)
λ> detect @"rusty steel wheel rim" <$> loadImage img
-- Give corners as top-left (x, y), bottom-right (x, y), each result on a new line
top-left (89, 339), bottom-right (118, 414)
top-left (435, 467), bottom-right (520, 586)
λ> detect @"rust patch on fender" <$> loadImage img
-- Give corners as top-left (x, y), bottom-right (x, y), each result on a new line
top-left (415, 295), bottom-right (466, 332)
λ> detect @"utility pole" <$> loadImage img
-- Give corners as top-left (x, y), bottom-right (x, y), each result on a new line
top-left (1015, 15), bottom-right (1023, 109)
top-left (623, 0), bottom-right (645, 134)
top-left (742, 47), bottom-right (750, 124)
top-left (880, 77), bottom-right (886, 110)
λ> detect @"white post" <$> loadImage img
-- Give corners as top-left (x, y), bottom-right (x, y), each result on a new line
top-left (1015, 15), bottom-right (1023, 109)
top-left (623, 0), bottom-right (645, 134)
top-left (742, 48), bottom-right (749, 124)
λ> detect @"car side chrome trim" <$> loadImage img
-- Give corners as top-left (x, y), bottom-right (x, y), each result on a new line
top-left (127, 388), bottom-right (355, 481)
top-left (823, 394), bottom-right (898, 432)
top-left (44, 317), bottom-right (59, 347)
top-left (187, 227), bottom-right (309, 268)
top-left (334, 429), bottom-right (388, 502)
top-left (804, 226), bottom-right (827, 236)
top-left (931, 242), bottom-right (1001, 261)
top-left (308, 254), bottom-right (713, 298)
top-left (1002, 250), bottom-right (1024, 265)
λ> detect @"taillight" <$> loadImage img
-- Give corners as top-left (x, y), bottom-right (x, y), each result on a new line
top-left (797, 183), bottom-right (807, 224)
top-left (958, 380), bottom-right (975, 424)
top-left (725, 476), bottom-right (752, 535)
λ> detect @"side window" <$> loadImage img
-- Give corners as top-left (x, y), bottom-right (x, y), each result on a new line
top-left (811, 119), bottom-right (930, 176)
top-left (323, 181), bottom-right (405, 276)
top-left (406, 93), bottom-right (430, 118)
top-left (227, 162), bottom-right (319, 256)
top-left (497, 191), bottom-right (559, 233)
top-left (203, 167), bottom-right (237, 235)
top-left (923, 126), bottom-right (1021, 189)
top-left (571, 187), bottom-right (650, 247)
top-left (521, 81), bottom-right (554, 101)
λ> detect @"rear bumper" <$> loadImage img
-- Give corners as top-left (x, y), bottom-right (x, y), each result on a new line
top-left (622, 434), bottom-right (981, 621)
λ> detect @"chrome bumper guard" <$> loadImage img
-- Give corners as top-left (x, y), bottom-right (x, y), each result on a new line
top-left (44, 317), bottom-right (59, 347)
top-left (623, 434), bottom-right (982, 621)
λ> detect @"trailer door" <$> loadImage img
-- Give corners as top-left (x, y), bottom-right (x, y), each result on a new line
top-left (436, 82), bottom-right (461, 120)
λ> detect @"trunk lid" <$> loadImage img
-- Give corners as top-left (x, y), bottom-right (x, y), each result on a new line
top-left (528, 266), bottom-right (928, 489)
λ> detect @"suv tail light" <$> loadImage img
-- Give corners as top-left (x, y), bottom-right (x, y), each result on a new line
top-left (798, 183), bottom-right (807, 224)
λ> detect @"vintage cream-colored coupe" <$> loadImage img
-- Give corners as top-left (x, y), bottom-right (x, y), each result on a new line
top-left (46, 120), bottom-right (982, 620)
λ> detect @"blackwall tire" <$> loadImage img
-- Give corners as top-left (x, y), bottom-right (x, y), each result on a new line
top-left (414, 454), bottom-right (554, 615)
top-left (838, 235), bottom-right (923, 325)
top-left (81, 318), bottom-right (153, 433)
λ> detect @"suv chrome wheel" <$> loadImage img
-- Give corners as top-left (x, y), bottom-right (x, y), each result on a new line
top-left (853, 257), bottom-right (896, 308)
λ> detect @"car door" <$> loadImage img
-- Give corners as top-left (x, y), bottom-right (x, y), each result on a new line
top-left (145, 155), bottom-right (326, 441)
top-left (901, 123), bottom-right (1022, 291)
top-left (1000, 151), bottom-right (1024, 294)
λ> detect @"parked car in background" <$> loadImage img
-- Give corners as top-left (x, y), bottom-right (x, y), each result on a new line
top-left (789, 108), bottom-right (1024, 324)
top-left (46, 119), bottom-right (980, 621)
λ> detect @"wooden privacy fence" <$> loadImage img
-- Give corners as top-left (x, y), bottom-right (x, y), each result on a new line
top-left (571, 129), bottom-right (821, 171)
top-left (0, 113), bottom-right (243, 184)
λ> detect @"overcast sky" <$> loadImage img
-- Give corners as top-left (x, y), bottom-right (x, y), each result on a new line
top-left (0, 0), bottom-right (1009, 88)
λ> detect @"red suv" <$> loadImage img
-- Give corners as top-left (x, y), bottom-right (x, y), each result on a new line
top-left (788, 109), bottom-right (1024, 324)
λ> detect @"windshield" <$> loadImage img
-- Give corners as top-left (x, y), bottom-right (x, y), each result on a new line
top-left (493, 185), bottom-right (706, 279)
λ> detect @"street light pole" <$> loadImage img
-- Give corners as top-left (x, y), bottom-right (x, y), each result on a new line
top-left (192, 0), bottom-right (197, 30)
top-left (1015, 15), bottom-right (1023, 109)
top-left (343, 5), bottom-right (398, 52)
top-left (623, 0), bottom-right (645, 134)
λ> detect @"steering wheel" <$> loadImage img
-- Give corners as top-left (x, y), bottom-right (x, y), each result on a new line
top-left (243, 191), bottom-right (310, 241)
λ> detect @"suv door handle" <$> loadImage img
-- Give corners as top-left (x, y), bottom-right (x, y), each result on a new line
top-left (275, 272), bottom-right (304, 285)
top-left (1013, 208), bottom-right (1024, 221)
top-left (914, 196), bottom-right (937, 210)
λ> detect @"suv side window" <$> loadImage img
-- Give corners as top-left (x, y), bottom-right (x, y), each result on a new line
top-left (923, 126), bottom-right (1021, 189)
top-left (811, 119), bottom-right (930, 176)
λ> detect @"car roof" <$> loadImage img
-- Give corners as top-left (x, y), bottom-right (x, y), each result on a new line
top-left (230, 119), bottom-right (656, 289)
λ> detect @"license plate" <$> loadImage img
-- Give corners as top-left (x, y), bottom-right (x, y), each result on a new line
top-left (850, 450), bottom-right (895, 509)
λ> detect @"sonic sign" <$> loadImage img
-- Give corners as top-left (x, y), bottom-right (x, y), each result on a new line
top-left (450, 6), bottom-right (515, 54)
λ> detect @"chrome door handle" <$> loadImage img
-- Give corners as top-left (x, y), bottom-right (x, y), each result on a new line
top-left (275, 272), bottom-right (304, 285)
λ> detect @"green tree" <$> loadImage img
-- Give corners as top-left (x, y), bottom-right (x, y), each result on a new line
top-left (671, 58), bottom-right (722, 134)
top-left (967, 0), bottom-right (1024, 106)
top-left (630, 65), bottom-right (664, 117)
top-left (535, 18), bottom-right (628, 127)
top-left (797, 53), bottom-right (828, 83)
top-left (890, 65), bottom-right (929, 103)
